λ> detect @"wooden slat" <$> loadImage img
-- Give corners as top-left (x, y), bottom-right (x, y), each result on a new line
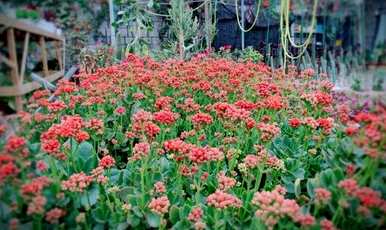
top-left (7, 28), bottom-right (19, 85)
top-left (39, 36), bottom-right (49, 77)
top-left (0, 71), bottom-right (63, 96)
top-left (0, 14), bottom-right (64, 41)
top-left (7, 28), bottom-right (23, 112)
top-left (20, 32), bottom-right (30, 83)
top-left (0, 53), bottom-right (16, 68)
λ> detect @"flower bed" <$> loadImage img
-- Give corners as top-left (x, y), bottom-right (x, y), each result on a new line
top-left (0, 55), bottom-right (385, 229)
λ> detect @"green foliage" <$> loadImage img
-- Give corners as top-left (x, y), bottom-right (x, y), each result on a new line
top-left (168, 0), bottom-right (199, 59)
top-left (351, 78), bottom-right (362, 91)
top-left (240, 47), bottom-right (264, 63)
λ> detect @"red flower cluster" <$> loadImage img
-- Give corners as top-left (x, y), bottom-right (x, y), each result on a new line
top-left (0, 154), bottom-right (19, 183)
top-left (21, 176), bottom-right (51, 196)
top-left (339, 178), bottom-right (386, 212)
top-left (188, 146), bottom-right (224, 163)
top-left (191, 113), bottom-right (213, 126)
top-left (5, 135), bottom-right (26, 153)
top-left (99, 155), bottom-right (115, 168)
top-left (154, 110), bottom-right (178, 125)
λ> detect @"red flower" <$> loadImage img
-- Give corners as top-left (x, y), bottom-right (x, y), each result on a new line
top-left (75, 130), bottom-right (90, 143)
top-left (21, 176), bottom-right (51, 196)
top-left (0, 161), bottom-right (19, 183)
top-left (189, 146), bottom-right (224, 163)
top-left (191, 113), bottom-right (213, 126)
top-left (5, 135), bottom-right (26, 152)
top-left (47, 100), bottom-right (67, 112)
top-left (289, 118), bottom-right (302, 128)
top-left (154, 110), bottom-right (178, 125)
top-left (99, 155), bottom-right (115, 168)
top-left (41, 139), bottom-right (60, 154)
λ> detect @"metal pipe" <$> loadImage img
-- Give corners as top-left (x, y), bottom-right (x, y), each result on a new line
top-left (241, 0), bottom-right (245, 49)
top-left (109, 0), bottom-right (117, 53)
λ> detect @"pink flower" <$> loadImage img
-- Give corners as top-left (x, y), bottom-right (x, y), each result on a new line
top-left (130, 142), bottom-right (150, 160)
top-left (302, 68), bottom-right (315, 78)
top-left (148, 196), bottom-right (170, 215)
top-left (45, 208), bottom-right (66, 224)
top-left (47, 100), bottom-right (67, 112)
top-left (206, 190), bottom-right (242, 209)
top-left (36, 160), bottom-right (48, 172)
top-left (115, 106), bottom-right (126, 115)
top-left (27, 195), bottom-right (47, 215)
top-left (294, 213), bottom-right (315, 227)
top-left (61, 172), bottom-right (93, 192)
top-left (21, 176), bottom-right (51, 196)
top-left (320, 219), bottom-right (336, 230)
top-left (217, 172), bottom-right (236, 191)
top-left (257, 122), bottom-right (280, 141)
top-left (133, 92), bottom-right (145, 100)
top-left (338, 178), bottom-right (358, 196)
top-left (154, 181), bottom-right (166, 193)
top-left (252, 185), bottom-right (303, 228)
top-left (188, 207), bottom-right (203, 222)
top-left (315, 188), bottom-right (331, 204)
top-left (155, 96), bottom-right (173, 110)
top-left (243, 154), bottom-right (262, 168)
top-left (99, 155), bottom-right (115, 168)
top-left (357, 205), bottom-right (371, 217)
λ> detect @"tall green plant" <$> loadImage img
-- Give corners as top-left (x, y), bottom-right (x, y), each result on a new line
top-left (168, 0), bottom-right (199, 59)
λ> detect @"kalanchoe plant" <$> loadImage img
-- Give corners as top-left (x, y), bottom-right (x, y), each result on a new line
top-left (0, 54), bottom-right (385, 229)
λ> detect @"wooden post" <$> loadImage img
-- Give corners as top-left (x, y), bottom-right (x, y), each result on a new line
top-left (39, 36), bottom-right (49, 77)
top-left (7, 28), bottom-right (23, 112)
top-left (55, 41), bottom-right (63, 71)
top-left (20, 32), bottom-right (30, 83)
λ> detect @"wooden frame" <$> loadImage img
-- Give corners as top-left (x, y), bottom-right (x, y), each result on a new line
top-left (0, 15), bottom-right (65, 112)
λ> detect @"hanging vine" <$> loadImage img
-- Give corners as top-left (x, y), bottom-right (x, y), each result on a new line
top-left (235, 0), bottom-right (263, 32)
top-left (280, 0), bottom-right (319, 70)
